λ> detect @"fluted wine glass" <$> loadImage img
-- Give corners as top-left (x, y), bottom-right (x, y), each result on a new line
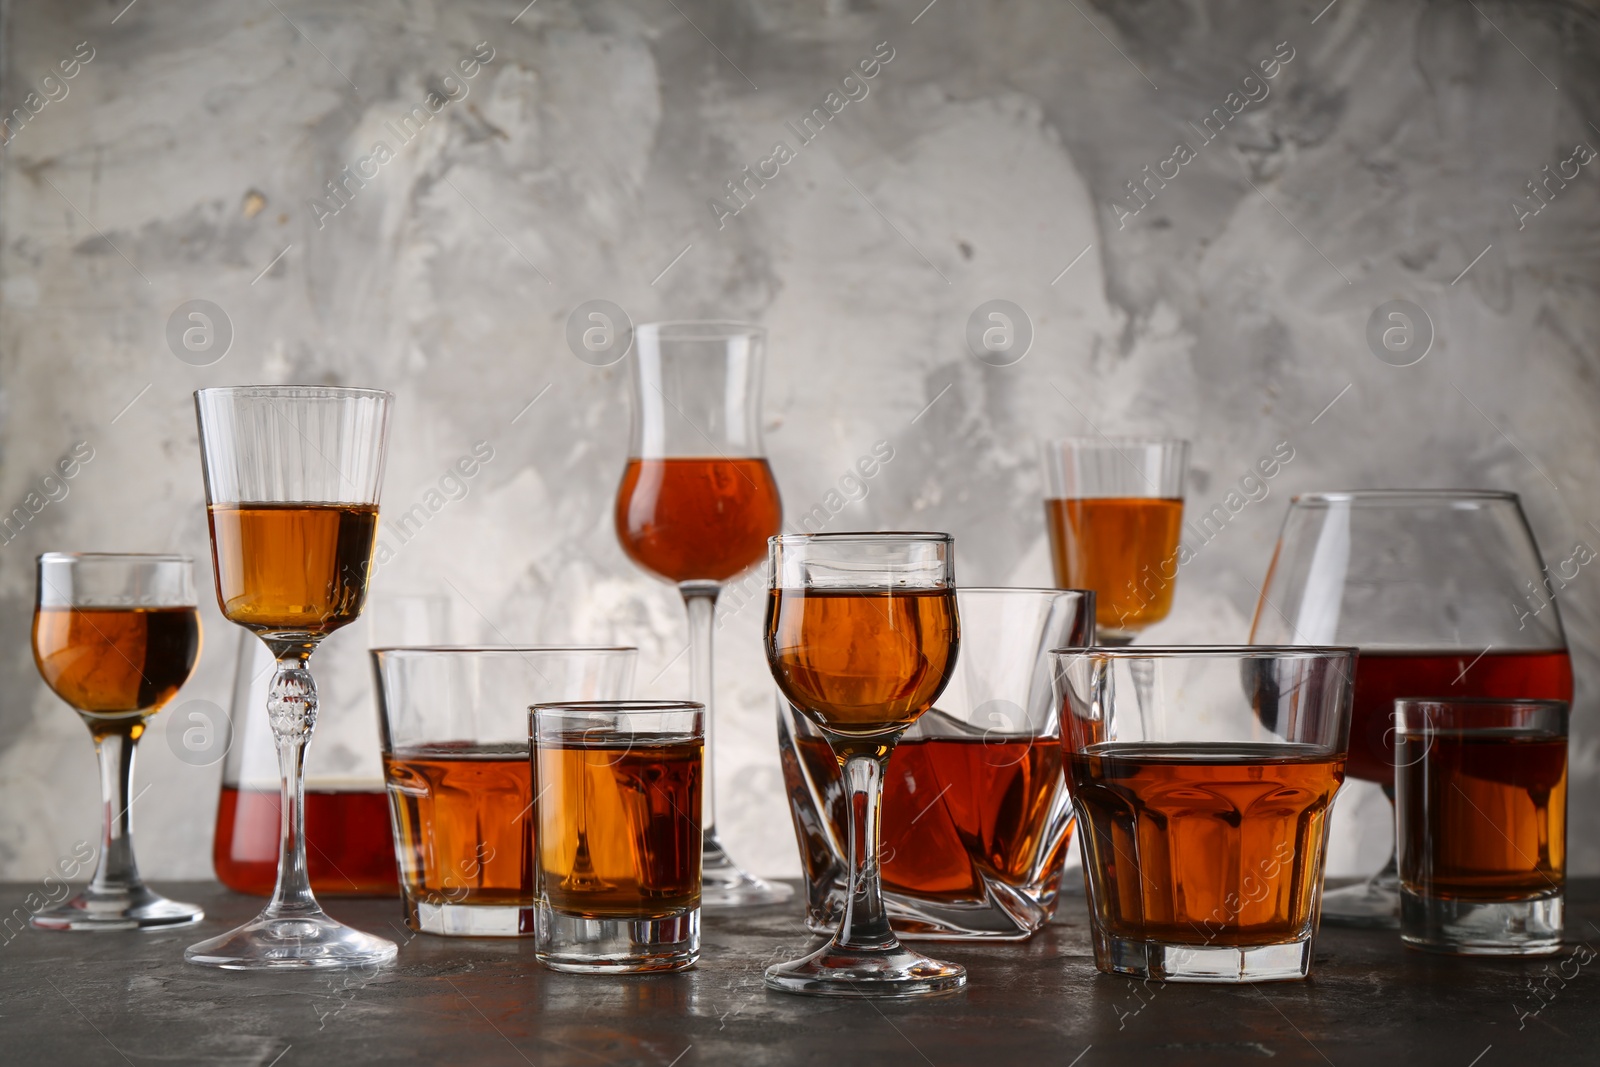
top-left (1249, 490), bottom-right (1571, 928)
top-left (764, 532), bottom-right (964, 997)
top-left (31, 553), bottom-right (203, 930)
top-left (614, 322), bottom-right (790, 908)
top-left (186, 386), bottom-right (398, 969)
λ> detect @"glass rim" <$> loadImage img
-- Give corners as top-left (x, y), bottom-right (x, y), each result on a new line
top-left (769, 531), bottom-right (953, 545)
top-left (636, 320), bottom-right (764, 342)
top-left (1290, 489), bottom-right (1518, 505)
top-left (372, 644), bottom-right (637, 656)
top-left (38, 551), bottom-right (192, 564)
top-left (194, 385), bottom-right (393, 401)
top-left (1041, 435), bottom-right (1189, 449)
top-left (531, 699), bottom-right (705, 715)
top-left (1050, 644), bottom-right (1358, 658)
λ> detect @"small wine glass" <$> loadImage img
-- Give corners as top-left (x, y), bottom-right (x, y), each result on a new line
top-left (763, 532), bottom-right (964, 997)
top-left (614, 321), bottom-right (790, 908)
top-left (31, 552), bottom-right (203, 930)
top-left (1249, 490), bottom-right (1571, 928)
top-left (185, 386), bottom-right (398, 969)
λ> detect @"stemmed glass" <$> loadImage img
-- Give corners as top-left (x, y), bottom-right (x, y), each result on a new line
top-left (31, 553), bottom-right (203, 930)
top-left (1249, 490), bottom-right (1571, 928)
top-left (186, 386), bottom-right (398, 969)
top-left (614, 321), bottom-right (790, 908)
top-left (764, 532), bottom-right (964, 997)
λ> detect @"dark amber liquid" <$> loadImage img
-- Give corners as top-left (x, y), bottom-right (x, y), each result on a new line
top-left (384, 745), bottom-right (534, 909)
top-left (33, 606), bottom-right (201, 724)
top-left (535, 737), bottom-right (702, 918)
top-left (1044, 497), bottom-right (1183, 636)
top-left (214, 785), bottom-right (398, 896)
top-left (1347, 649), bottom-right (1573, 785)
top-left (1067, 742), bottom-right (1344, 945)
top-left (207, 503), bottom-right (378, 635)
top-left (766, 588), bottom-right (959, 737)
top-left (614, 457), bottom-right (782, 582)
top-left (1398, 730), bottom-right (1566, 899)
top-left (796, 733), bottom-right (1067, 901)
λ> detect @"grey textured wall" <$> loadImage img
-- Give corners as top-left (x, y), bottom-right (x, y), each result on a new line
top-left (1, 0), bottom-right (1598, 883)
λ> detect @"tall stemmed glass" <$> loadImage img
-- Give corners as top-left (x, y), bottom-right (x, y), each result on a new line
top-left (186, 386), bottom-right (398, 969)
top-left (764, 533), bottom-right (964, 997)
top-left (31, 553), bottom-right (203, 930)
top-left (1249, 490), bottom-right (1571, 928)
top-left (614, 322), bottom-right (790, 908)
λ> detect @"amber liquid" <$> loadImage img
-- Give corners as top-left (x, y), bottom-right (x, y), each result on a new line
top-left (1067, 742), bottom-right (1344, 945)
top-left (33, 606), bottom-right (201, 727)
top-left (384, 745), bottom-right (534, 909)
top-left (795, 733), bottom-right (1067, 901)
top-left (536, 737), bottom-right (702, 918)
top-left (766, 588), bottom-right (959, 737)
top-left (1044, 497), bottom-right (1184, 636)
top-left (214, 785), bottom-right (398, 896)
top-left (1347, 649), bottom-right (1573, 785)
top-left (1398, 731), bottom-right (1566, 900)
top-left (615, 457), bottom-right (782, 582)
top-left (207, 503), bottom-right (378, 635)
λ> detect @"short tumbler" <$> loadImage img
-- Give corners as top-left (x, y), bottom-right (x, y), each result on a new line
top-left (1396, 698), bottom-right (1567, 955)
top-left (373, 647), bottom-right (637, 936)
top-left (1056, 646), bottom-right (1355, 982)
top-left (533, 700), bottom-right (705, 973)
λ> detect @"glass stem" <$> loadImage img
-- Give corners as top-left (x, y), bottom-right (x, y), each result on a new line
top-left (87, 721), bottom-right (144, 894)
top-left (681, 583), bottom-right (720, 842)
top-left (836, 750), bottom-right (898, 952)
top-left (266, 649), bottom-right (319, 915)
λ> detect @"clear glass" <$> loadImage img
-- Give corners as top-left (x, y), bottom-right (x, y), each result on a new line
top-left (1056, 646), bottom-right (1356, 983)
top-left (613, 321), bottom-right (789, 908)
top-left (1040, 437), bottom-right (1189, 643)
top-left (186, 385), bottom-right (397, 970)
top-left (778, 586), bottom-right (1094, 940)
top-left (764, 532), bottom-right (965, 997)
top-left (1249, 490), bottom-right (1571, 928)
top-left (532, 700), bottom-right (705, 973)
top-left (31, 553), bottom-right (203, 930)
top-left (1395, 698), bottom-right (1566, 955)
top-left (372, 646), bottom-right (637, 936)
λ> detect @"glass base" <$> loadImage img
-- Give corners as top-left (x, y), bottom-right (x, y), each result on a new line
top-left (1095, 931), bottom-right (1314, 983)
top-left (1401, 888), bottom-right (1563, 956)
top-left (185, 906), bottom-right (399, 970)
top-left (702, 830), bottom-right (793, 910)
top-left (1319, 874), bottom-right (1400, 929)
top-left (536, 906), bottom-right (698, 973)
top-left (31, 884), bottom-right (203, 932)
top-left (764, 940), bottom-right (966, 998)
top-left (405, 896), bottom-right (531, 938)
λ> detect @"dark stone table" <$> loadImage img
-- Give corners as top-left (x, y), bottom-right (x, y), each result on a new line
top-left (1, 880), bottom-right (1595, 1066)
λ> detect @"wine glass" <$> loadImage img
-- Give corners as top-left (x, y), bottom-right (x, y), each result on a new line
top-left (186, 386), bottom-right (398, 969)
top-left (764, 532), bottom-right (964, 997)
top-left (614, 321), bottom-right (790, 908)
top-left (1041, 437), bottom-right (1188, 643)
top-left (31, 553), bottom-right (203, 930)
top-left (1249, 490), bottom-right (1571, 928)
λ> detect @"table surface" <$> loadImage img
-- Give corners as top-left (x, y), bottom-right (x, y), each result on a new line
top-left (0, 879), bottom-right (1595, 1066)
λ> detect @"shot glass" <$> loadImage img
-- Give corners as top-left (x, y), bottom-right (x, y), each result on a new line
top-left (778, 587), bottom-right (1094, 940)
top-left (1055, 646), bottom-right (1355, 982)
top-left (1396, 698), bottom-right (1567, 955)
top-left (532, 700), bottom-right (705, 973)
top-left (372, 647), bottom-right (637, 936)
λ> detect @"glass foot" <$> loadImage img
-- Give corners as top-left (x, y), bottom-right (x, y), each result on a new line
top-left (764, 940), bottom-right (966, 998)
top-left (185, 906), bottom-right (398, 970)
top-left (702, 830), bottom-right (793, 910)
top-left (32, 884), bottom-right (203, 931)
top-left (1320, 874), bottom-right (1400, 930)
